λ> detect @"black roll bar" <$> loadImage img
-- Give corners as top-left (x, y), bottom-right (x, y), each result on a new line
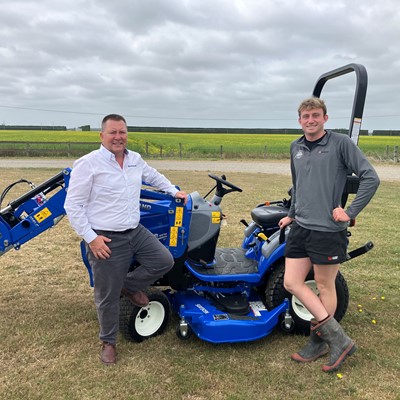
top-left (312, 63), bottom-right (368, 145)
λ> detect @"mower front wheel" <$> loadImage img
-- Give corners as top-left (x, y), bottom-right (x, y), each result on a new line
top-left (176, 324), bottom-right (193, 340)
top-left (120, 289), bottom-right (170, 342)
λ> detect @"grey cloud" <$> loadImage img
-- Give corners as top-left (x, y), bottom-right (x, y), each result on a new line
top-left (0, 0), bottom-right (399, 129)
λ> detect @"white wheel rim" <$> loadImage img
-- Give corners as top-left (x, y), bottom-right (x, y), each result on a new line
top-left (291, 280), bottom-right (319, 321)
top-left (134, 301), bottom-right (166, 336)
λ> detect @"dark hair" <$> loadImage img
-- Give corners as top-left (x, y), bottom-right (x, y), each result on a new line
top-left (101, 114), bottom-right (127, 131)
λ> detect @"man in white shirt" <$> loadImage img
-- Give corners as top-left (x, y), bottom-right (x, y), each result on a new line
top-left (64, 114), bottom-right (187, 365)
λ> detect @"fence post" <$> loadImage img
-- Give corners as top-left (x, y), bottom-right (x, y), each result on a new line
top-left (146, 142), bottom-right (149, 156)
top-left (160, 145), bottom-right (163, 158)
top-left (394, 146), bottom-right (399, 162)
top-left (264, 145), bottom-right (267, 159)
top-left (67, 143), bottom-right (71, 158)
top-left (220, 145), bottom-right (223, 159)
top-left (385, 145), bottom-right (389, 158)
top-left (25, 143), bottom-right (30, 157)
top-left (179, 143), bottom-right (182, 158)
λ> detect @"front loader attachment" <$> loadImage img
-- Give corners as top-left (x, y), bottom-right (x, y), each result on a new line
top-left (0, 169), bottom-right (71, 256)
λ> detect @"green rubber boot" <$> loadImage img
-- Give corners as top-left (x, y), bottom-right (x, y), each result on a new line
top-left (312, 316), bottom-right (357, 372)
top-left (291, 319), bottom-right (329, 363)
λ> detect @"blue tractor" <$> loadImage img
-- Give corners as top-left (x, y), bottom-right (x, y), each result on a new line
top-left (0, 63), bottom-right (373, 344)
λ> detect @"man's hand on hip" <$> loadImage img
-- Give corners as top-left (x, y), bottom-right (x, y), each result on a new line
top-left (332, 206), bottom-right (350, 223)
top-left (89, 235), bottom-right (112, 259)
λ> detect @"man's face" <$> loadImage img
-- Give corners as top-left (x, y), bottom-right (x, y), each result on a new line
top-left (298, 107), bottom-right (328, 138)
top-left (100, 119), bottom-right (128, 155)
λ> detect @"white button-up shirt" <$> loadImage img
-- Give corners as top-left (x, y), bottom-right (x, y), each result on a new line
top-left (64, 145), bottom-right (179, 243)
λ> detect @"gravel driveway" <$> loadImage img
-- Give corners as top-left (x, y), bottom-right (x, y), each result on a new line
top-left (0, 158), bottom-right (398, 182)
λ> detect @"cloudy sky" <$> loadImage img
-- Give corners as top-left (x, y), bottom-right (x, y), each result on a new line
top-left (1, 0), bottom-right (399, 131)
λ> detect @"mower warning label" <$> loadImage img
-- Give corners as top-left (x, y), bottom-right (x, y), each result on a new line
top-left (34, 207), bottom-right (52, 223)
top-left (169, 226), bottom-right (178, 247)
top-left (212, 211), bottom-right (221, 224)
top-left (174, 207), bottom-right (183, 226)
top-left (249, 301), bottom-right (266, 317)
top-left (213, 314), bottom-right (229, 321)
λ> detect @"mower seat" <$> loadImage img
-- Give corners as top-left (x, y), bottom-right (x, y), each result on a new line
top-left (251, 205), bottom-right (289, 229)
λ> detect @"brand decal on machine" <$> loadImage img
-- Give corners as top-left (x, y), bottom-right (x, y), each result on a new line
top-left (195, 304), bottom-right (209, 314)
top-left (154, 232), bottom-right (168, 241)
top-left (140, 203), bottom-right (152, 210)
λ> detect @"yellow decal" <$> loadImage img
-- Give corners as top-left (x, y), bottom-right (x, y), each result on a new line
top-left (169, 226), bottom-right (178, 247)
top-left (212, 211), bottom-right (221, 224)
top-left (34, 207), bottom-right (52, 223)
top-left (174, 207), bottom-right (183, 227)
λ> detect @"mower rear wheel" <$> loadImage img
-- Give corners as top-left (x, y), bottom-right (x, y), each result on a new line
top-left (120, 289), bottom-right (170, 342)
top-left (264, 260), bottom-right (349, 335)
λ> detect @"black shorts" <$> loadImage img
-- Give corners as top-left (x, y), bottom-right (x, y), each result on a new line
top-left (284, 222), bottom-right (348, 265)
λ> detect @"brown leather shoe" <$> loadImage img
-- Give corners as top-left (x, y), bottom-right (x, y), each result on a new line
top-left (121, 288), bottom-right (149, 307)
top-left (100, 342), bottom-right (117, 365)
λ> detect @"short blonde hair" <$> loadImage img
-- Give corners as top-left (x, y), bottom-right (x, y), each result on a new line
top-left (298, 97), bottom-right (327, 117)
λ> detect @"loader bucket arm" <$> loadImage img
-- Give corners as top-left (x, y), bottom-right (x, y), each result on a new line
top-left (0, 169), bottom-right (71, 256)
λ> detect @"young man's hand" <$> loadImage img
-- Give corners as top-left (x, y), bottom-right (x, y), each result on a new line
top-left (332, 206), bottom-right (350, 222)
top-left (279, 216), bottom-right (294, 229)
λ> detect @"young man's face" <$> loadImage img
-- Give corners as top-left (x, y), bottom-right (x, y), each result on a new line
top-left (100, 119), bottom-right (128, 156)
top-left (298, 107), bottom-right (328, 138)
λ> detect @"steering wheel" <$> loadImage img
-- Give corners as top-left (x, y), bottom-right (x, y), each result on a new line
top-left (208, 174), bottom-right (243, 193)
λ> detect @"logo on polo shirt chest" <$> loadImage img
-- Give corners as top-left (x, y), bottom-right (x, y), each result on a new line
top-left (295, 150), bottom-right (304, 159)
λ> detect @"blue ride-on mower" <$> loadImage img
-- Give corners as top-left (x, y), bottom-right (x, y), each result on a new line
top-left (0, 63), bottom-right (373, 344)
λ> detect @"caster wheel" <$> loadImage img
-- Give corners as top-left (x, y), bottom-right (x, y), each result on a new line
top-left (176, 324), bottom-right (193, 340)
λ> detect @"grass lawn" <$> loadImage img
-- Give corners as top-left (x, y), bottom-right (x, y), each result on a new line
top-left (0, 168), bottom-right (399, 400)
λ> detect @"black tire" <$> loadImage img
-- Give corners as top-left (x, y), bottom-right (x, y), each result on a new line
top-left (264, 259), bottom-right (349, 335)
top-left (119, 289), bottom-right (170, 343)
top-left (176, 324), bottom-right (193, 340)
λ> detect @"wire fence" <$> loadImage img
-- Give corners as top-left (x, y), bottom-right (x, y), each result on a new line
top-left (0, 141), bottom-right (398, 162)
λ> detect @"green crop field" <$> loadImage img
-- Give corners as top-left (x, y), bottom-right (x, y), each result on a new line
top-left (0, 130), bottom-right (398, 159)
